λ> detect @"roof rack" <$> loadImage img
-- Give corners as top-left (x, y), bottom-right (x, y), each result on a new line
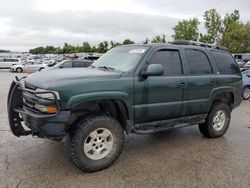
top-left (169, 40), bottom-right (228, 51)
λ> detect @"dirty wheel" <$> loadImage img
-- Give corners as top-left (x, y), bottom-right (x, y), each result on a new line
top-left (198, 103), bottom-right (231, 138)
top-left (67, 114), bottom-right (124, 172)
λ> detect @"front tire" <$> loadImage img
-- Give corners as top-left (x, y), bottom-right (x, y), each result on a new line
top-left (198, 103), bottom-right (231, 138)
top-left (67, 114), bottom-right (124, 172)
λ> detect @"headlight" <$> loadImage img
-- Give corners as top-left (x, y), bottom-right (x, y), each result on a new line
top-left (35, 88), bottom-right (60, 99)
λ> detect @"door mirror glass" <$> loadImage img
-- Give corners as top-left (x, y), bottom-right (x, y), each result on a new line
top-left (142, 64), bottom-right (164, 77)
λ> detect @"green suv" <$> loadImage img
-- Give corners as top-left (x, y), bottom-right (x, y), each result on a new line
top-left (8, 41), bottom-right (242, 172)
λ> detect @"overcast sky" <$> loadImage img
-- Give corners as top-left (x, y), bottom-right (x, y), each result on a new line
top-left (0, 0), bottom-right (249, 51)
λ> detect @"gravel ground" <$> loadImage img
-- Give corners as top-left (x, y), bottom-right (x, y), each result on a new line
top-left (0, 70), bottom-right (250, 188)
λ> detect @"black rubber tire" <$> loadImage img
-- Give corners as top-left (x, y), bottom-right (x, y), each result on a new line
top-left (242, 86), bottom-right (250, 100)
top-left (16, 67), bottom-right (23, 73)
top-left (198, 103), bottom-right (231, 138)
top-left (67, 114), bottom-right (124, 172)
top-left (39, 68), bottom-right (44, 71)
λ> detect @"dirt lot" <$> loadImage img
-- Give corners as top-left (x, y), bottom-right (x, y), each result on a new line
top-left (0, 70), bottom-right (250, 188)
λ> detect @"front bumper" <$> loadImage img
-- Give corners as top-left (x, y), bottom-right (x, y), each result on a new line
top-left (7, 77), bottom-right (71, 140)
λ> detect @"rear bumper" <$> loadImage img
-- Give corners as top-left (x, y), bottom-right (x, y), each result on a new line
top-left (7, 78), bottom-right (71, 141)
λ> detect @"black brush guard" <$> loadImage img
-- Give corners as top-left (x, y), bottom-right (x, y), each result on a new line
top-left (7, 77), bottom-right (62, 137)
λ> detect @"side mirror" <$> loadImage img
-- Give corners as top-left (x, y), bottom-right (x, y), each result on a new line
top-left (142, 64), bottom-right (164, 77)
top-left (59, 64), bottom-right (64, 69)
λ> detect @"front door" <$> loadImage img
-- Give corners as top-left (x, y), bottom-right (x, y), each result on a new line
top-left (134, 48), bottom-right (186, 124)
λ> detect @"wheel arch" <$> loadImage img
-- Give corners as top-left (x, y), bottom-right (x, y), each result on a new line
top-left (66, 92), bottom-right (134, 133)
top-left (209, 88), bottom-right (235, 110)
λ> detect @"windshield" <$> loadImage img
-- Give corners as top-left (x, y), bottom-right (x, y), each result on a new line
top-left (92, 46), bottom-right (149, 72)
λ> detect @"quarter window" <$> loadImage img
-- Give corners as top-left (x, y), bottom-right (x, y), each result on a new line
top-left (149, 50), bottom-right (182, 75)
top-left (185, 49), bottom-right (212, 75)
top-left (211, 51), bottom-right (240, 74)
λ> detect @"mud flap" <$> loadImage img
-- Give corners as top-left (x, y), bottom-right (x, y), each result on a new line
top-left (7, 80), bottom-right (31, 136)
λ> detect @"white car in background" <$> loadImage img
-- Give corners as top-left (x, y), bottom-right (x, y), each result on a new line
top-left (11, 62), bottom-right (48, 73)
top-left (0, 58), bottom-right (22, 69)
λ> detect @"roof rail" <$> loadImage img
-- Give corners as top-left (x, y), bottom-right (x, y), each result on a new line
top-left (169, 40), bottom-right (228, 51)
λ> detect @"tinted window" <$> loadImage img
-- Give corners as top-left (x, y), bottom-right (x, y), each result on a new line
top-left (185, 49), bottom-right (212, 75)
top-left (73, 61), bottom-right (86, 67)
top-left (62, 61), bottom-right (72, 68)
top-left (211, 51), bottom-right (240, 74)
top-left (149, 50), bottom-right (182, 75)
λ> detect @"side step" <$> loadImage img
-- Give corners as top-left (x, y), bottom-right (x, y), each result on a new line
top-left (134, 114), bottom-right (207, 134)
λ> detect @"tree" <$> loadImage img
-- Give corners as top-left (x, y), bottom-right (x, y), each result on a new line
top-left (97, 41), bottom-right (109, 53)
top-left (29, 47), bottom-right (45, 54)
top-left (122, 39), bottom-right (135, 45)
top-left (203, 9), bottom-right (223, 43)
top-left (110, 41), bottom-right (121, 48)
top-left (221, 22), bottom-right (250, 53)
top-left (172, 18), bottom-right (200, 41)
top-left (81, 42), bottom-right (91, 52)
top-left (223, 10), bottom-right (240, 32)
top-left (151, 35), bottom-right (166, 43)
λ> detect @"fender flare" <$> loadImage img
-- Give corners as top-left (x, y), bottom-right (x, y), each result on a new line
top-left (65, 91), bottom-right (133, 120)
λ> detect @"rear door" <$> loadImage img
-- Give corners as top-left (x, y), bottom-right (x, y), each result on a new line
top-left (182, 48), bottom-right (216, 115)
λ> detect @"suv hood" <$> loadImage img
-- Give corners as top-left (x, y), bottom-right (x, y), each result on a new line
top-left (25, 68), bottom-right (123, 89)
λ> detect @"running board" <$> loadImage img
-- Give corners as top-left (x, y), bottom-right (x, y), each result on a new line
top-left (134, 114), bottom-right (207, 134)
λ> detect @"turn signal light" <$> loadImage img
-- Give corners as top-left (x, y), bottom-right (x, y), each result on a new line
top-left (46, 106), bottom-right (57, 113)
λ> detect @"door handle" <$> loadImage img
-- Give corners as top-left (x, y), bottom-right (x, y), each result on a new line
top-left (211, 80), bottom-right (216, 84)
top-left (179, 82), bottom-right (188, 88)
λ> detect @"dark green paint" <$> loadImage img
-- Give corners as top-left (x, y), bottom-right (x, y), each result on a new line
top-left (25, 44), bottom-right (242, 126)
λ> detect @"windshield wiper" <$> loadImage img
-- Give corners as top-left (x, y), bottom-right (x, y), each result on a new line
top-left (97, 66), bottom-right (115, 71)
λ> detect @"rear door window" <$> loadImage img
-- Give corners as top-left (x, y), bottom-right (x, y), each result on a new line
top-left (185, 49), bottom-right (213, 75)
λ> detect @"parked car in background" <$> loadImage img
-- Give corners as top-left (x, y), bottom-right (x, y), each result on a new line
top-left (48, 60), bottom-right (61, 67)
top-left (236, 59), bottom-right (246, 68)
top-left (242, 74), bottom-right (250, 100)
top-left (0, 58), bottom-right (22, 69)
top-left (242, 69), bottom-right (250, 77)
top-left (243, 61), bottom-right (250, 69)
top-left (50, 60), bottom-right (93, 69)
top-left (11, 62), bottom-right (48, 73)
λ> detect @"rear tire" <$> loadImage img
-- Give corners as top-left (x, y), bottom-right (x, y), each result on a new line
top-left (16, 67), bottom-right (23, 73)
top-left (67, 114), bottom-right (124, 172)
top-left (198, 103), bottom-right (231, 138)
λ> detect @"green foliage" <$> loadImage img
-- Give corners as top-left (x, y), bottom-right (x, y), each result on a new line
top-left (122, 39), bottom-right (135, 45)
top-left (97, 41), bottom-right (109, 53)
top-left (203, 9), bottom-right (223, 43)
top-left (223, 10), bottom-right (240, 32)
top-left (221, 22), bottom-right (250, 53)
top-left (172, 18), bottom-right (200, 41)
top-left (0, 49), bottom-right (10, 53)
top-left (110, 41), bottom-right (121, 48)
top-left (29, 40), bottom-right (129, 54)
top-left (151, 35), bottom-right (166, 43)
